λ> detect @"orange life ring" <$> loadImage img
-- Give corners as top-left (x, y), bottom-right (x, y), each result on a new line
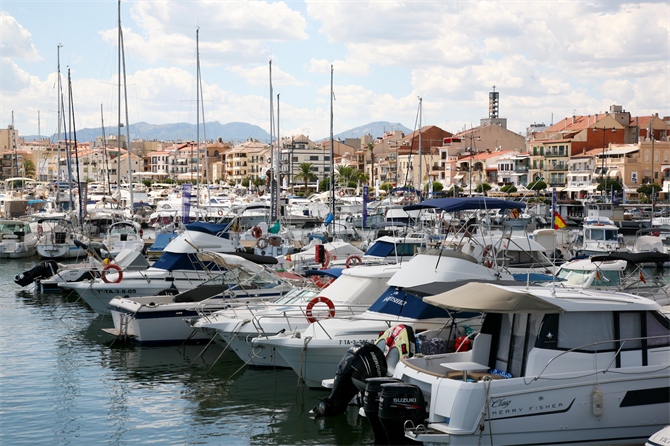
top-left (251, 226), bottom-right (262, 239)
top-left (38, 225), bottom-right (43, 236)
top-left (345, 255), bottom-right (362, 268)
top-left (177, 193), bottom-right (181, 198)
top-left (339, 190), bottom-right (345, 197)
top-left (217, 209), bottom-right (224, 216)
top-left (305, 296), bottom-right (336, 323)
top-left (101, 264), bottom-right (123, 284)
top-left (320, 249), bottom-right (331, 268)
top-left (311, 275), bottom-right (333, 289)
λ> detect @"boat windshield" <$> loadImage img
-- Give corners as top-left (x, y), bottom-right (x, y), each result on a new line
top-left (555, 268), bottom-right (591, 286)
top-left (110, 225), bottom-right (136, 234)
top-left (587, 228), bottom-right (618, 241)
top-left (0, 223), bottom-right (25, 233)
top-left (203, 266), bottom-right (282, 290)
top-left (272, 288), bottom-right (319, 305)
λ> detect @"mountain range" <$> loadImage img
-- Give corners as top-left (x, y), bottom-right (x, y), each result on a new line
top-left (22, 120), bottom-right (413, 145)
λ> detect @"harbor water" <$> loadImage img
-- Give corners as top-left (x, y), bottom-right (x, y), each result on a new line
top-left (0, 258), bottom-right (372, 445)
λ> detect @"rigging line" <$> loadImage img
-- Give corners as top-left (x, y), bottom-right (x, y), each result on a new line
top-left (68, 70), bottom-right (84, 228)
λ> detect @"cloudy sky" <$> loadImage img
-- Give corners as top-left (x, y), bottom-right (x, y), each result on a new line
top-left (2, 1), bottom-right (669, 142)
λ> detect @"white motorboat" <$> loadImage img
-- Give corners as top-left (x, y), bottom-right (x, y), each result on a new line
top-left (382, 283), bottom-right (670, 446)
top-left (58, 224), bottom-right (246, 315)
top-left (106, 252), bottom-right (294, 343)
top-left (188, 264), bottom-right (402, 368)
top-left (569, 217), bottom-right (627, 257)
top-left (0, 220), bottom-right (39, 258)
top-left (36, 217), bottom-right (90, 259)
top-left (102, 220), bottom-right (144, 256)
top-left (252, 251), bottom-right (516, 388)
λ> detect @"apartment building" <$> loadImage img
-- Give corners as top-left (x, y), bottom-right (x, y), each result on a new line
top-left (496, 152), bottom-right (530, 187)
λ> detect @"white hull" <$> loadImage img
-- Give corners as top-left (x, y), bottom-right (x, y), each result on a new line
top-left (0, 245), bottom-right (37, 258)
top-left (37, 244), bottom-right (86, 259)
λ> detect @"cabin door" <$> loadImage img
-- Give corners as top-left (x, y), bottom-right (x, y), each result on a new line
top-left (495, 313), bottom-right (543, 378)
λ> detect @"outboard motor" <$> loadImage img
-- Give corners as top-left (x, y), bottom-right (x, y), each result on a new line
top-left (378, 382), bottom-right (427, 445)
top-left (312, 342), bottom-right (387, 417)
top-left (14, 260), bottom-right (59, 287)
top-left (363, 377), bottom-right (401, 445)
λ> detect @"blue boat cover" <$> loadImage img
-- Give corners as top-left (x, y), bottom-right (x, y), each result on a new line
top-left (308, 234), bottom-right (328, 243)
top-left (133, 202), bottom-right (153, 208)
top-left (185, 222), bottom-right (229, 235)
top-left (364, 241), bottom-right (395, 258)
top-left (152, 251), bottom-right (218, 271)
top-left (368, 287), bottom-right (478, 319)
top-left (403, 197), bottom-right (526, 212)
top-left (391, 187), bottom-right (421, 196)
top-left (304, 268), bottom-right (343, 279)
top-left (148, 233), bottom-right (178, 252)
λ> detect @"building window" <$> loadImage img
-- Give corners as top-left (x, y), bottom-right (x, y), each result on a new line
top-left (292, 156), bottom-right (298, 162)
top-left (645, 151), bottom-right (650, 162)
top-left (309, 155), bottom-right (319, 161)
top-left (654, 152), bottom-right (659, 162)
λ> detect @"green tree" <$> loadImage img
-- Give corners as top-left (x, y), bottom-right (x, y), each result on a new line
top-left (365, 142), bottom-right (376, 186)
top-left (379, 182), bottom-right (393, 192)
top-left (527, 180), bottom-right (547, 194)
top-left (228, 180), bottom-right (235, 187)
top-left (475, 182), bottom-right (492, 195)
top-left (23, 159), bottom-right (36, 178)
top-left (253, 177), bottom-right (265, 189)
top-left (446, 186), bottom-right (463, 197)
top-left (424, 181), bottom-right (444, 192)
top-left (347, 180), bottom-right (357, 189)
top-left (637, 183), bottom-right (662, 199)
top-left (295, 162), bottom-right (317, 194)
top-left (142, 179), bottom-right (152, 187)
top-left (596, 178), bottom-right (622, 192)
top-left (163, 178), bottom-right (175, 184)
top-left (335, 165), bottom-right (361, 184)
top-left (241, 176), bottom-right (251, 187)
top-left (318, 177), bottom-right (331, 192)
top-left (500, 184), bottom-right (517, 197)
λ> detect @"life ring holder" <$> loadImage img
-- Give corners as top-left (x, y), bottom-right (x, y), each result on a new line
top-left (345, 255), bottom-right (362, 268)
top-left (101, 264), bottom-right (123, 284)
top-left (318, 249), bottom-right (331, 268)
top-left (217, 209), bottom-right (224, 216)
top-left (482, 244), bottom-right (498, 268)
top-left (305, 296), bottom-right (336, 323)
top-left (38, 225), bottom-right (43, 236)
top-left (256, 237), bottom-right (269, 249)
top-left (251, 226), bottom-right (263, 239)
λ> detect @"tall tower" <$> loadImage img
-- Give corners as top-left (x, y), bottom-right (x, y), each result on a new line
top-left (480, 86), bottom-right (507, 129)
top-left (489, 85), bottom-right (499, 119)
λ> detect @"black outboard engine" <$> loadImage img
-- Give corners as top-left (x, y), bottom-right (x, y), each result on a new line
top-left (363, 377), bottom-right (401, 445)
top-left (378, 382), bottom-right (427, 445)
top-left (14, 260), bottom-right (59, 287)
top-left (312, 341), bottom-right (387, 417)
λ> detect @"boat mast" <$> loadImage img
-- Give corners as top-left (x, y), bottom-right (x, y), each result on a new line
top-left (196, 28), bottom-right (200, 206)
top-left (57, 44), bottom-right (62, 188)
top-left (116, 0), bottom-right (122, 199)
top-left (197, 33), bottom-right (210, 215)
top-left (101, 104), bottom-right (112, 196)
top-left (68, 69), bottom-right (84, 226)
top-left (65, 71), bottom-right (74, 212)
top-left (418, 97), bottom-right (422, 196)
top-left (329, 65), bottom-right (335, 218)
top-left (119, 0), bottom-right (133, 211)
top-left (37, 110), bottom-right (40, 181)
top-left (269, 60), bottom-right (277, 221)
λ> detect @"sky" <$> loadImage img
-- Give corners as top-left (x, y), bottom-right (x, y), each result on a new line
top-left (2, 0), bottom-right (669, 143)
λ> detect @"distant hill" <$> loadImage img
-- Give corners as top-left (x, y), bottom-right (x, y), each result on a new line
top-left (320, 121), bottom-right (413, 142)
top-left (22, 121), bottom-right (271, 144)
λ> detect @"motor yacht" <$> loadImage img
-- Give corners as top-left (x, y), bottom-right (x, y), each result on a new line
top-left (390, 283), bottom-right (670, 446)
top-left (0, 219), bottom-right (39, 258)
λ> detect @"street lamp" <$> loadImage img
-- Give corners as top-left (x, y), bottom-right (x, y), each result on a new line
top-left (592, 127), bottom-right (617, 195)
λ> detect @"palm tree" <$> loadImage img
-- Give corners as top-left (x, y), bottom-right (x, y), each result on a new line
top-left (365, 142), bottom-right (375, 187)
top-left (295, 162), bottom-right (317, 195)
top-left (335, 165), bottom-right (356, 184)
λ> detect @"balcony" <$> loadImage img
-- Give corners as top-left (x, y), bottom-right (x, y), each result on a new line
top-left (514, 166), bottom-right (529, 172)
top-left (545, 151), bottom-right (567, 158)
top-left (548, 164), bottom-right (567, 171)
top-left (569, 165), bottom-right (593, 172)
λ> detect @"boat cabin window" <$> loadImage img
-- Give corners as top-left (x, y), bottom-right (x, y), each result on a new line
top-left (556, 268), bottom-right (590, 286)
top-left (204, 266), bottom-right (281, 290)
top-left (557, 312), bottom-right (615, 352)
top-left (587, 229), bottom-right (618, 241)
top-left (0, 223), bottom-right (24, 233)
top-left (506, 250), bottom-right (552, 267)
top-left (591, 269), bottom-right (621, 287)
top-left (394, 243), bottom-right (420, 257)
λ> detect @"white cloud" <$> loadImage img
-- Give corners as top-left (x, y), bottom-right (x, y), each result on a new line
top-left (1, 12), bottom-right (41, 61)
top-left (97, 1), bottom-right (309, 66)
top-left (309, 58), bottom-right (370, 77)
top-left (228, 65), bottom-right (308, 87)
top-left (1, 58), bottom-right (32, 91)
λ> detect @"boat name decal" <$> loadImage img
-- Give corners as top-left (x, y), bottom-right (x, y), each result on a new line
top-left (382, 294), bottom-right (407, 306)
top-left (490, 397), bottom-right (565, 416)
top-left (339, 339), bottom-right (376, 345)
top-left (100, 289), bottom-right (137, 294)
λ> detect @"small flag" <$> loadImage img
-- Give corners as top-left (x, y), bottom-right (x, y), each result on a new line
top-left (595, 270), bottom-right (601, 281)
top-left (511, 208), bottom-right (520, 219)
top-left (640, 271), bottom-right (646, 284)
top-left (554, 212), bottom-right (567, 229)
top-left (285, 253), bottom-right (291, 261)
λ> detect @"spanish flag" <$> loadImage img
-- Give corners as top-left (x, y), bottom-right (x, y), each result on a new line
top-left (595, 269), bottom-right (601, 281)
top-left (554, 212), bottom-right (567, 229)
top-left (511, 208), bottom-right (520, 219)
top-left (640, 271), bottom-right (646, 284)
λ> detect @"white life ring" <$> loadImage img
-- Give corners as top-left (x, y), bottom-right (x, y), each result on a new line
top-left (339, 190), bottom-right (345, 197)
top-left (256, 237), bottom-right (269, 249)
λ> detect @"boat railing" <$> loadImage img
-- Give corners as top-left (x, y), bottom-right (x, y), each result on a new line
top-left (531, 334), bottom-right (670, 382)
top-left (250, 303), bottom-right (372, 340)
